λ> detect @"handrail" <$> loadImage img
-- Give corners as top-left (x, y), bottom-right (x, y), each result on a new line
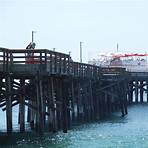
top-left (0, 48), bottom-right (125, 78)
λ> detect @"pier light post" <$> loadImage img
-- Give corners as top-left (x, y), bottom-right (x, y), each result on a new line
top-left (32, 31), bottom-right (36, 42)
top-left (80, 42), bottom-right (83, 63)
top-left (117, 43), bottom-right (119, 52)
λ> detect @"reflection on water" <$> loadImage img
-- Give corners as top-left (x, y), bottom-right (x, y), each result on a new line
top-left (1, 104), bottom-right (148, 148)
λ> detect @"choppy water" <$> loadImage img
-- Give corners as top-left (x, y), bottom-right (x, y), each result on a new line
top-left (1, 104), bottom-right (148, 148)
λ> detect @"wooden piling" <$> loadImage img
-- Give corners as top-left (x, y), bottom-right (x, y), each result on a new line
top-left (128, 81), bottom-right (133, 104)
top-left (71, 79), bottom-right (76, 123)
top-left (140, 81), bottom-right (144, 103)
top-left (36, 73), bottom-right (44, 134)
top-left (6, 75), bottom-right (12, 133)
top-left (120, 100), bottom-right (125, 117)
top-left (47, 78), bottom-right (52, 131)
top-left (50, 77), bottom-right (57, 132)
top-left (135, 80), bottom-right (139, 103)
top-left (147, 81), bottom-right (148, 103)
top-left (62, 79), bottom-right (68, 133)
top-left (77, 81), bottom-right (81, 123)
top-left (89, 80), bottom-right (94, 121)
top-left (19, 78), bottom-right (25, 132)
top-left (56, 79), bottom-right (62, 130)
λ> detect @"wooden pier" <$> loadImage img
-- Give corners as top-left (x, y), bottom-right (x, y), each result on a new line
top-left (0, 48), bottom-right (130, 134)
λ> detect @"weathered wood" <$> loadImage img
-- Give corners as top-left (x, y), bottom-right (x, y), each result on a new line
top-left (29, 100), bottom-right (36, 130)
top-left (36, 73), bottom-right (44, 134)
top-left (128, 81), bottom-right (133, 104)
top-left (93, 83), bottom-right (99, 120)
top-left (120, 100), bottom-right (125, 117)
top-left (67, 86), bottom-right (71, 128)
top-left (147, 81), bottom-right (148, 102)
top-left (50, 77), bottom-right (57, 132)
top-left (124, 100), bottom-right (128, 115)
top-left (84, 84), bottom-right (89, 122)
top-left (0, 48), bottom-right (131, 135)
top-left (19, 78), bottom-right (25, 132)
top-left (99, 93), bottom-right (104, 119)
top-left (89, 80), bottom-right (94, 120)
top-left (135, 80), bottom-right (139, 103)
top-left (6, 75), bottom-right (12, 133)
top-left (47, 78), bottom-right (52, 131)
top-left (123, 82), bottom-right (128, 115)
top-left (62, 79), bottom-right (68, 133)
top-left (107, 94), bottom-right (111, 115)
top-left (77, 81), bottom-right (81, 123)
top-left (27, 105), bottom-right (31, 123)
top-left (140, 81), bottom-right (144, 103)
top-left (71, 80), bottom-right (75, 123)
top-left (55, 78), bottom-right (62, 130)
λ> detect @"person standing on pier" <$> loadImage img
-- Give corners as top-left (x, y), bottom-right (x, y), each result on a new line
top-left (25, 42), bottom-right (36, 64)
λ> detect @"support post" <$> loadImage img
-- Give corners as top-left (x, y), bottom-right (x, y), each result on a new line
top-left (36, 74), bottom-right (44, 134)
top-left (62, 79), bottom-right (68, 133)
top-left (135, 80), bottom-right (138, 103)
top-left (6, 75), bottom-right (12, 133)
top-left (19, 78), bottom-right (25, 132)
top-left (89, 80), bottom-right (94, 120)
top-left (140, 81), bottom-right (144, 103)
top-left (147, 80), bottom-right (148, 103)
top-left (71, 79), bottom-right (75, 123)
top-left (128, 81), bottom-right (133, 104)
top-left (51, 77), bottom-right (57, 132)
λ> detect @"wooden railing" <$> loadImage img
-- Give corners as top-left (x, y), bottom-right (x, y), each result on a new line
top-left (101, 67), bottom-right (126, 75)
top-left (0, 48), bottom-right (125, 78)
top-left (70, 62), bottom-right (101, 78)
top-left (0, 48), bottom-right (9, 72)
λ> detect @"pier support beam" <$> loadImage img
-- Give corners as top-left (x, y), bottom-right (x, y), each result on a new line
top-left (146, 81), bottom-right (148, 103)
top-left (140, 81), bottom-right (144, 103)
top-left (77, 81), bottom-right (81, 123)
top-left (6, 75), bottom-right (12, 133)
top-left (36, 74), bottom-right (44, 134)
top-left (128, 81), bottom-right (133, 104)
top-left (135, 80), bottom-right (139, 103)
top-left (89, 80), bottom-right (94, 121)
top-left (71, 80), bottom-right (75, 123)
top-left (62, 79), bottom-right (68, 133)
top-left (19, 78), bottom-right (25, 132)
top-left (50, 77), bottom-right (57, 132)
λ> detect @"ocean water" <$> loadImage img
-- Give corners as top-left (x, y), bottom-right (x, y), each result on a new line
top-left (1, 104), bottom-right (148, 148)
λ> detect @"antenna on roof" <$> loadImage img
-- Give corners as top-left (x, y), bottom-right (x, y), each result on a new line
top-left (117, 43), bottom-right (119, 52)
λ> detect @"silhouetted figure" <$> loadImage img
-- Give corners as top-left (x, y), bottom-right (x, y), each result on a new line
top-left (25, 42), bottom-right (36, 63)
top-left (26, 42), bottom-right (36, 49)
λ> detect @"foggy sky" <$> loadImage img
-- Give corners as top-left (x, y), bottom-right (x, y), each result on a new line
top-left (1, 0), bottom-right (148, 62)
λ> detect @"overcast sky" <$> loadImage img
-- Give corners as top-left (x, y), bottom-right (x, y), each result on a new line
top-left (1, 0), bottom-right (148, 62)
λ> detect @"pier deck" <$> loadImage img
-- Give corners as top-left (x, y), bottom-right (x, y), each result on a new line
top-left (0, 48), bottom-right (130, 134)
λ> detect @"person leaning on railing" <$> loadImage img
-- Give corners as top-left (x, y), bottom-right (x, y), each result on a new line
top-left (25, 42), bottom-right (36, 64)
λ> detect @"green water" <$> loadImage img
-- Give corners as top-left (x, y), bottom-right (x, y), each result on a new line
top-left (1, 104), bottom-right (148, 148)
